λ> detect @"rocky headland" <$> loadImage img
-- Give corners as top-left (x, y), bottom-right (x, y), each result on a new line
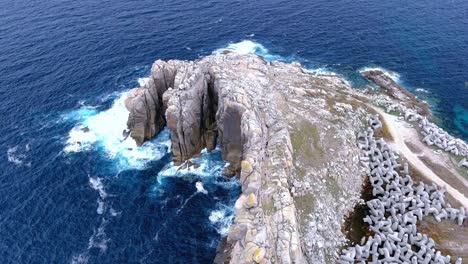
top-left (124, 52), bottom-right (468, 263)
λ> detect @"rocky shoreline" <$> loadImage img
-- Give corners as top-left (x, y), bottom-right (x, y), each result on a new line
top-left (124, 53), bottom-right (467, 263)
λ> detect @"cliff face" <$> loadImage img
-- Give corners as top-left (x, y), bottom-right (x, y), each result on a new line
top-left (125, 53), bottom-right (369, 263)
top-left (125, 60), bottom-right (179, 146)
top-left (124, 54), bottom-right (468, 263)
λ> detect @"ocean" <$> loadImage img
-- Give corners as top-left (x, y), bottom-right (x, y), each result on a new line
top-left (0, 0), bottom-right (467, 263)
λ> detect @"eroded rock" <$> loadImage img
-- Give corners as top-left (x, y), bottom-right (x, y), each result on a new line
top-left (124, 53), bottom-right (467, 263)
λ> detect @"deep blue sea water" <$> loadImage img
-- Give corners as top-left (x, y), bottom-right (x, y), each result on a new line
top-left (0, 0), bottom-right (467, 263)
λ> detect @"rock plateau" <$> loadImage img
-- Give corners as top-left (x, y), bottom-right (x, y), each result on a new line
top-left (125, 53), bottom-right (468, 263)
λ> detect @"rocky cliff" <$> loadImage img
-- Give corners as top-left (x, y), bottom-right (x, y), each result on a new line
top-left (125, 53), bottom-right (468, 263)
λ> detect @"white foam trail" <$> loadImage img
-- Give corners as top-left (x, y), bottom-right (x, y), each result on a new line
top-left (64, 92), bottom-right (171, 170)
top-left (89, 177), bottom-right (107, 199)
top-left (87, 222), bottom-right (110, 252)
top-left (72, 219), bottom-right (109, 263)
top-left (175, 192), bottom-right (198, 215)
top-left (359, 66), bottom-right (401, 83)
top-left (196, 181), bottom-right (208, 194)
top-left (96, 200), bottom-right (105, 215)
top-left (89, 176), bottom-right (108, 215)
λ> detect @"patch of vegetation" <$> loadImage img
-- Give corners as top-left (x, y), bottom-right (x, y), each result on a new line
top-left (324, 176), bottom-right (341, 200)
top-left (325, 95), bottom-right (367, 115)
top-left (417, 218), bottom-right (468, 259)
top-left (374, 117), bottom-right (393, 141)
top-left (262, 197), bottom-right (275, 215)
top-left (293, 193), bottom-right (316, 217)
top-left (290, 119), bottom-right (325, 173)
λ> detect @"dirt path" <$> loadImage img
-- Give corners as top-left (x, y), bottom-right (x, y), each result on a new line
top-left (373, 107), bottom-right (468, 209)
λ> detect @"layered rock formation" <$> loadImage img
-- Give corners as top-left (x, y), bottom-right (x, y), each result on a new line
top-left (125, 53), bottom-right (468, 263)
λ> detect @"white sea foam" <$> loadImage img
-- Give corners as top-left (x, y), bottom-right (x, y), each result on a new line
top-left (96, 199), bottom-right (105, 215)
top-left (7, 147), bottom-right (24, 165)
top-left (157, 152), bottom-right (224, 179)
top-left (195, 181), bottom-right (208, 194)
top-left (7, 145), bottom-right (31, 167)
top-left (209, 206), bottom-right (234, 236)
top-left (70, 254), bottom-right (89, 264)
top-left (88, 176), bottom-right (110, 215)
top-left (109, 208), bottom-right (120, 217)
top-left (137, 77), bottom-right (150, 87)
top-left (72, 219), bottom-right (109, 263)
top-left (64, 91), bottom-right (171, 170)
top-left (415, 88), bottom-right (429, 93)
top-left (89, 177), bottom-right (107, 199)
top-left (214, 40), bottom-right (266, 55)
top-left (303, 67), bottom-right (338, 76)
top-left (87, 223), bottom-right (110, 252)
top-left (359, 66), bottom-right (401, 83)
top-left (208, 210), bottom-right (224, 222)
top-left (213, 40), bottom-right (283, 61)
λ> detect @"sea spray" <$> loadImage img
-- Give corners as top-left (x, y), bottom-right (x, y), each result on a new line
top-left (214, 40), bottom-right (284, 62)
top-left (63, 92), bottom-right (171, 171)
top-left (209, 204), bottom-right (236, 236)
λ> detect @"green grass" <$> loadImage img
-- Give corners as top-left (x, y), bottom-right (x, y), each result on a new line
top-left (290, 119), bottom-right (324, 171)
top-left (293, 194), bottom-right (316, 218)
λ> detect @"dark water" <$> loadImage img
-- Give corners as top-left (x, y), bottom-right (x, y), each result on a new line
top-left (0, 0), bottom-right (467, 263)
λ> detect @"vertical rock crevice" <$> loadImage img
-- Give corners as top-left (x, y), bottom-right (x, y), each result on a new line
top-left (125, 60), bottom-right (179, 146)
top-left (124, 53), bottom-right (373, 264)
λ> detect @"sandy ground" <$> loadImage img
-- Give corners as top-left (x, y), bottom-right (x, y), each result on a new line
top-left (373, 107), bottom-right (468, 209)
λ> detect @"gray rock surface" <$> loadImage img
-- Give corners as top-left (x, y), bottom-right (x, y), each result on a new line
top-left (125, 53), bottom-right (467, 263)
top-left (125, 53), bottom-right (370, 263)
top-left (125, 60), bottom-right (180, 146)
top-left (362, 69), bottom-right (429, 116)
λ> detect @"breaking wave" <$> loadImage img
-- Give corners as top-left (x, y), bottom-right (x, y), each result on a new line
top-left (157, 148), bottom-right (228, 179)
top-left (209, 204), bottom-right (236, 236)
top-left (63, 92), bottom-right (171, 170)
top-left (213, 40), bottom-right (284, 62)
